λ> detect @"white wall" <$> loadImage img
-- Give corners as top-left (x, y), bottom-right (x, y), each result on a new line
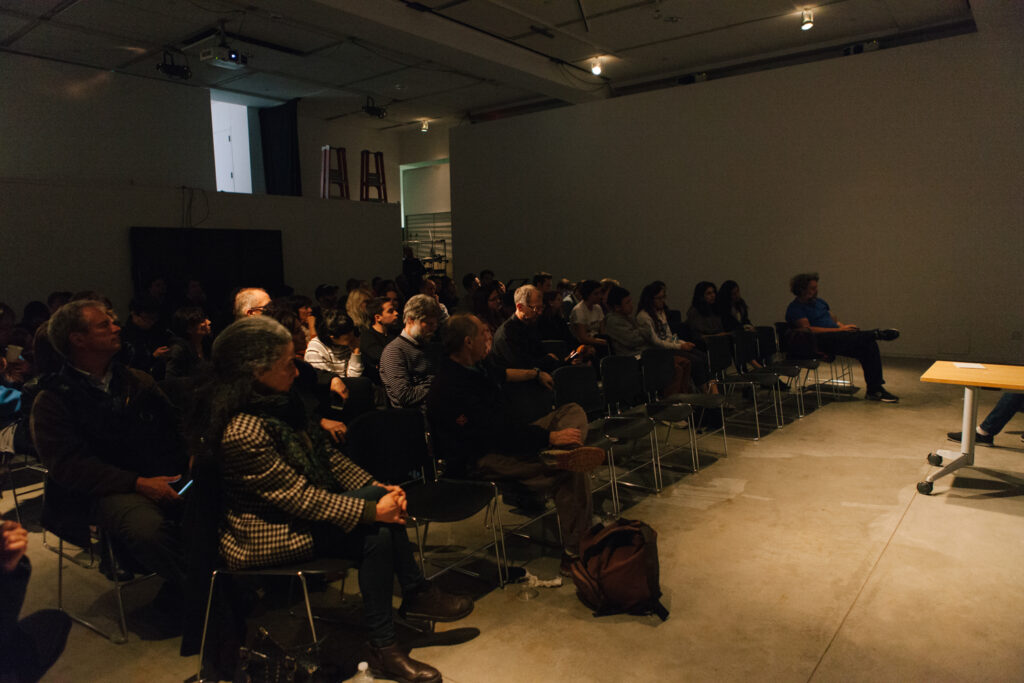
top-left (451, 9), bottom-right (1024, 363)
top-left (0, 52), bottom-right (215, 189)
top-left (401, 164), bottom-right (451, 217)
top-left (0, 53), bottom-right (402, 314)
top-left (1, 179), bottom-right (401, 315)
top-left (297, 106), bottom-right (402, 204)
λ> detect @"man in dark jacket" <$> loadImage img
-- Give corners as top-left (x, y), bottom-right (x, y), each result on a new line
top-left (30, 299), bottom-right (187, 588)
top-left (426, 314), bottom-right (604, 573)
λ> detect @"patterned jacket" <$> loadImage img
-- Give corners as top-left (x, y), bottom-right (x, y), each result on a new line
top-left (219, 412), bottom-right (375, 569)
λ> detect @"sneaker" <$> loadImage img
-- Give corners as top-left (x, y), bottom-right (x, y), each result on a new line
top-left (399, 583), bottom-right (474, 622)
top-left (540, 446), bottom-right (605, 472)
top-left (947, 431), bottom-right (994, 445)
top-left (865, 388), bottom-right (899, 403)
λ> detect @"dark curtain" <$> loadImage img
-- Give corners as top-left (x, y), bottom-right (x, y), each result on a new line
top-left (258, 99), bottom-right (302, 196)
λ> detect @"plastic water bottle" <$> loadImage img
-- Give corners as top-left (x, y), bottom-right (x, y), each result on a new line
top-left (352, 661), bottom-right (374, 682)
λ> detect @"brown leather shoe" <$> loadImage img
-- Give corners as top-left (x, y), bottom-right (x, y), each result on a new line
top-left (399, 583), bottom-right (473, 622)
top-left (368, 643), bottom-right (442, 683)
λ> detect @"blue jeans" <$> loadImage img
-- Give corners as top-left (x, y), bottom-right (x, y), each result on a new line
top-left (980, 392), bottom-right (1024, 435)
top-left (311, 485), bottom-right (424, 647)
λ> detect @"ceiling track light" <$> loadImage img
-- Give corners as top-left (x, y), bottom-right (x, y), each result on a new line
top-left (801, 9), bottom-right (814, 31)
top-left (591, 58), bottom-right (602, 76)
top-left (420, 120), bottom-right (429, 133)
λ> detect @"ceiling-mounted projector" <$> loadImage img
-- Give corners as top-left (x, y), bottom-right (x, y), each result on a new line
top-left (200, 46), bottom-right (248, 70)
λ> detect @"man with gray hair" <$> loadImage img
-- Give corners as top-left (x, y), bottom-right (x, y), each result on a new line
top-left (492, 284), bottom-right (564, 377)
top-left (232, 287), bottom-right (271, 320)
top-left (31, 299), bottom-right (188, 592)
top-left (379, 294), bottom-right (442, 410)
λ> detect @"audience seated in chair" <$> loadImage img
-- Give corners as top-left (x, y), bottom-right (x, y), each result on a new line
top-left (1, 521), bottom-right (71, 683)
top-left (426, 314), bottom-right (606, 576)
top-left (686, 281), bottom-right (727, 337)
top-left (232, 287), bottom-right (271, 320)
top-left (359, 297), bottom-right (399, 386)
top-left (304, 309), bottom-right (364, 378)
top-left (636, 282), bottom-right (714, 392)
top-left (31, 299), bottom-right (188, 596)
top-left (491, 284), bottom-right (566, 376)
top-left (380, 294), bottom-right (441, 410)
top-left (164, 306), bottom-right (212, 380)
top-left (471, 281), bottom-right (505, 335)
top-left (605, 286), bottom-right (693, 395)
top-left (716, 280), bottom-right (754, 333)
top-left (119, 294), bottom-right (172, 379)
top-left (569, 280), bottom-right (609, 354)
top-left (190, 316), bottom-right (471, 683)
top-left (784, 272), bottom-right (899, 403)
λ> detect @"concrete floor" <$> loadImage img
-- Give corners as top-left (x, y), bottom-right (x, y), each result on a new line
top-left (5, 357), bottom-right (1023, 682)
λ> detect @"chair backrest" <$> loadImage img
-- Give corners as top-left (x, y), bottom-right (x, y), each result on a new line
top-left (552, 365), bottom-right (604, 420)
top-left (732, 329), bottom-right (759, 371)
top-left (339, 375), bottom-right (375, 420)
top-left (774, 322), bottom-right (791, 352)
top-left (755, 326), bottom-right (778, 363)
top-left (599, 355), bottom-right (646, 414)
top-left (639, 348), bottom-right (677, 399)
top-left (346, 409), bottom-right (429, 484)
top-left (703, 334), bottom-right (735, 378)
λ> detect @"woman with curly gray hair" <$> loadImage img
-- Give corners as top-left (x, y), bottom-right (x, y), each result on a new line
top-left (189, 316), bottom-right (472, 682)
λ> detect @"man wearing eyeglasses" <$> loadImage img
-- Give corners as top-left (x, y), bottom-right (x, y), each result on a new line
top-left (232, 287), bottom-right (271, 320)
top-left (491, 285), bottom-right (563, 383)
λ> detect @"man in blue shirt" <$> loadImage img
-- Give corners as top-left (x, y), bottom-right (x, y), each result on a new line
top-left (785, 273), bottom-right (899, 402)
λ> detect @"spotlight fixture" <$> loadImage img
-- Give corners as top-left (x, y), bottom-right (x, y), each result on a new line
top-left (362, 96), bottom-right (387, 119)
top-left (801, 9), bottom-right (814, 31)
top-left (591, 59), bottom-right (602, 76)
top-left (156, 51), bottom-right (191, 80)
top-left (420, 120), bottom-right (429, 133)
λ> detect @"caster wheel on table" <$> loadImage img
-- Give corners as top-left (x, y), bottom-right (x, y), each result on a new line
top-left (927, 453), bottom-right (943, 466)
top-left (917, 481), bottom-right (934, 495)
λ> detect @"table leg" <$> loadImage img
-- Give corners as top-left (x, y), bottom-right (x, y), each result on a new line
top-left (921, 386), bottom-right (979, 490)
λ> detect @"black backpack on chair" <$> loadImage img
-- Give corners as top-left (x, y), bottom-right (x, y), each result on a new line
top-left (570, 518), bottom-right (669, 621)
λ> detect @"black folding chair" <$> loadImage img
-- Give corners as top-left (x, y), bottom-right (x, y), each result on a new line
top-left (638, 349), bottom-right (700, 472)
top-left (598, 355), bottom-right (663, 495)
top-left (346, 409), bottom-right (507, 585)
top-left (551, 364), bottom-right (648, 514)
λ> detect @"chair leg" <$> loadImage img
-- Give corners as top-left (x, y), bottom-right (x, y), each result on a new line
top-left (104, 535), bottom-right (129, 644)
top-left (296, 572), bottom-right (318, 646)
top-left (197, 570), bottom-right (220, 683)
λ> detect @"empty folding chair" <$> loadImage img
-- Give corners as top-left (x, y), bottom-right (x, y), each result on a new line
top-left (346, 409), bottom-right (507, 586)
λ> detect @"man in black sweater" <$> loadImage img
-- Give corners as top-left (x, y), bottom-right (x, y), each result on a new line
top-left (426, 314), bottom-right (604, 573)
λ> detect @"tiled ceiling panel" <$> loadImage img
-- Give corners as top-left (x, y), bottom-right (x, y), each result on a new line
top-left (346, 65), bottom-right (482, 102)
top-left (440, 1), bottom-right (535, 39)
top-left (56, 0), bottom-right (213, 45)
top-left (8, 22), bottom-right (153, 69)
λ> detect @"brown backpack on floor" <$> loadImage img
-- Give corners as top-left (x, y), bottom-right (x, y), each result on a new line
top-left (570, 518), bottom-right (669, 621)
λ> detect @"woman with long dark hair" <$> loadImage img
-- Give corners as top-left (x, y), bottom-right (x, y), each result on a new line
top-left (636, 281), bottom-right (714, 391)
top-left (686, 281), bottom-right (725, 336)
top-left (164, 306), bottom-right (212, 379)
top-left (189, 316), bottom-right (471, 682)
top-left (472, 281), bottom-right (505, 334)
top-left (716, 280), bottom-right (752, 332)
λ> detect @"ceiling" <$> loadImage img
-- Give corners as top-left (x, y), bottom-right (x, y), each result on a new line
top-left (0, 0), bottom-right (975, 131)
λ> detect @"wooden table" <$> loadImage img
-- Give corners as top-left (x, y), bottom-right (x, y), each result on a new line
top-left (918, 361), bottom-right (1024, 494)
